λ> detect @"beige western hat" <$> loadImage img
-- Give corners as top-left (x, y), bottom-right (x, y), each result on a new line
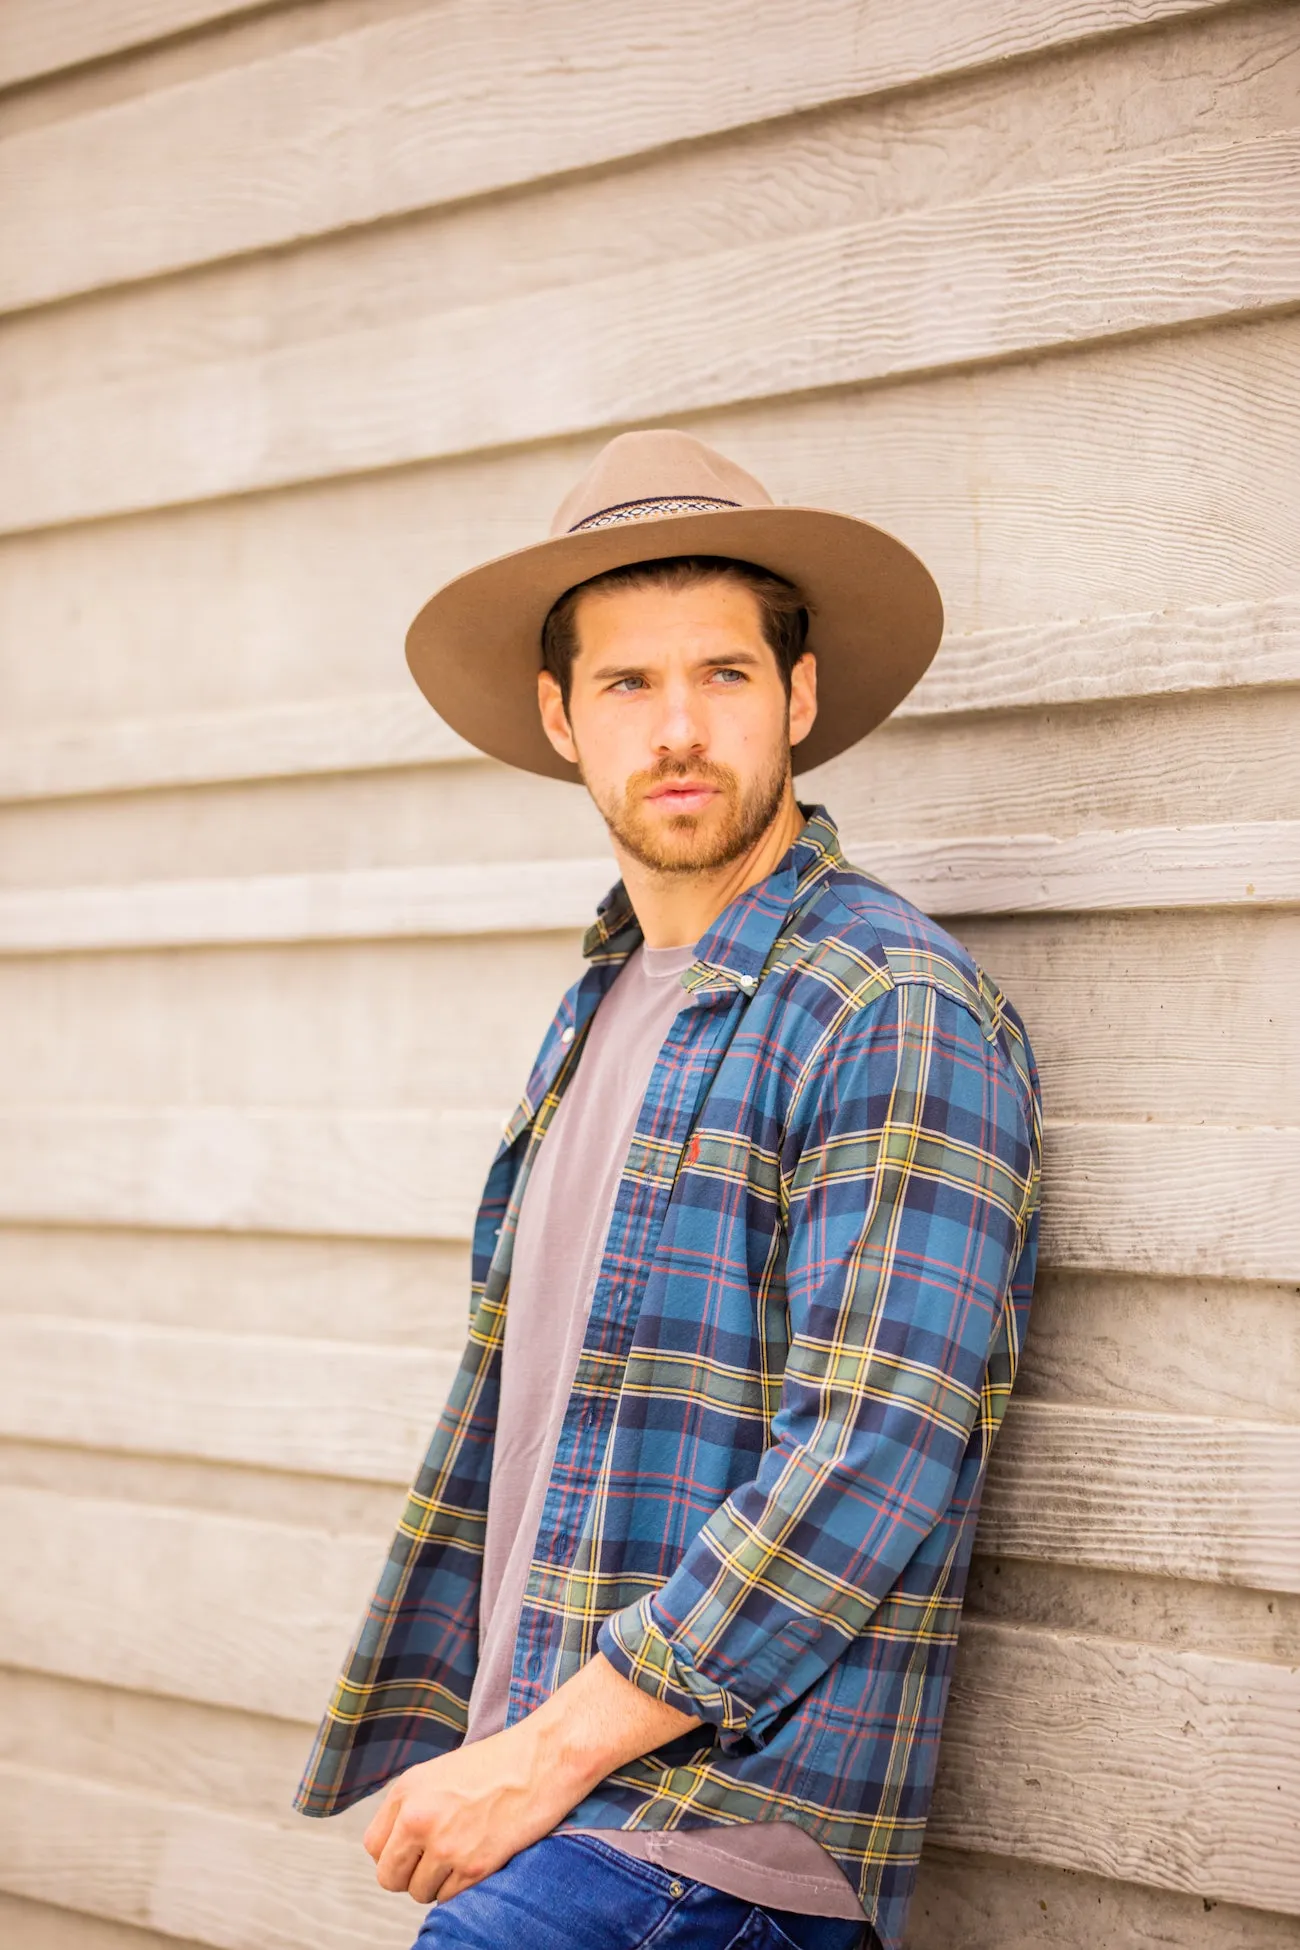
top-left (405, 429), bottom-right (943, 781)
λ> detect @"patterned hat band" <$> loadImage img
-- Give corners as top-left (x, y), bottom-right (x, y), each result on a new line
top-left (567, 493), bottom-right (742, 534)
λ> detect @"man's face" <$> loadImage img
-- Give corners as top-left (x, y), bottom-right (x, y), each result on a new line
top-left (537, 576), bottom-right (817, 874)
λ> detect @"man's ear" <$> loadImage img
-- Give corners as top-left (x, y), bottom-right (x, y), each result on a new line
top-left (538, 668), bottom-right (579, 765)
top-left (787, 651), bottom-right (818, 750)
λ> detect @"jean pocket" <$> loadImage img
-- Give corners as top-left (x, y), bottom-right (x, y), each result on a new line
top-left (760, 1913), bottom-right (869, 1950)
top-left (560, 1832), bottom-right (698, 1900)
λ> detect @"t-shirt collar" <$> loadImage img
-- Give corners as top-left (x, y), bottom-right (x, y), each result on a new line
top-left (581, 803), bottom-right (845, 996)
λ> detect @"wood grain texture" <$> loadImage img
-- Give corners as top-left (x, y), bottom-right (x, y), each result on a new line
top-left (0, 1488), bottom-right (382, 1721)
top-left (4, 317), bottom-right (1295, 735)
top-left (1012, 1270), bottom-right (1300, 1423)
top-left (965, 1556), bottom-right (1300, 1668)
top-left (0, 1108), bottom-right (1293, 1274)
top-left (4, 1224), bottom-right (1295, 1420)
top-left (0, 691), bottom-right (474, 803)
top-left (12, 0), bottom-right (1286, 373)
top-left (0, 1667), bottom-right (316, 1822)
top-left (0, 1317), bottom-right (451, 1484)
top-left (7, 909), bottom-right (1294, 1129)
top-left (0, 1620), bottom-right (1295, 1917)
top-left (0, 1891), bottom-right (211, 1950)
top-left (6, 130), bottom-right (1297, 532)
top-left (0, 1225), bottom-right (472, 1346)
top-left (4, 1317), bottom-right (1295, 1590)
top-left (2, 596), bottom-right (1294, 805)
top-left (0, 819), bottom-right (1293, 956)
top-left (910, 1844), bottom-right (1300, 1949)
top-left (978, 1400), bottom-right (1300, 1593)
top-left (0, 1105), bottom-right (503, 1242)
top-left (0, 1764), bottom-right (409, 1950)
top-left (1041, 1122), bottom-right (1299, 1281)
top-left (955, 908), bottom-right (1300, 1127)
top-left (0, 0), bottom-right (1238, 312)
top-left (0, 1), bottom-right (266, 89)
top-left (0, 1432), bottom-right (408, 1542)
top-left (930, 1620), bottom-right (1300, 1915)
top-left (9, 683), bottom-right (1296, 894)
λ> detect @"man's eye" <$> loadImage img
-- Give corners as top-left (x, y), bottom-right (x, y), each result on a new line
top-left (711, 667), bottom-right (746, 684)
top-left (609, 676), bottom-right (645, 693)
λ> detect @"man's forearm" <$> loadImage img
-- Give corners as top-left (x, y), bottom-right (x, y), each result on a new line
top-left (522, 1649), bottom-right (703, 1801)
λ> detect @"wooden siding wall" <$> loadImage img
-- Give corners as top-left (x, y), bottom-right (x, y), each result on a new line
top-left (1, 2), bottom-right (1298, 1944)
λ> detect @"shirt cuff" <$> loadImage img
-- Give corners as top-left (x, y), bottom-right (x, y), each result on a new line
top-left (595, 1595), bottom-right (755, 1750)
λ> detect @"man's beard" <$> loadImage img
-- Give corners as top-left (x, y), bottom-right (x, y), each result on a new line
top-left (583, 744), bottom-right (793, 876)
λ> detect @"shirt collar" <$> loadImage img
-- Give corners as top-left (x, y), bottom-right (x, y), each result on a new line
top-left (580, 803), bottom-right (846, 994)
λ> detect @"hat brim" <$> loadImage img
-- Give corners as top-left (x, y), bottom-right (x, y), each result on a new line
top-left (405, 506), bottom-right (943, 781)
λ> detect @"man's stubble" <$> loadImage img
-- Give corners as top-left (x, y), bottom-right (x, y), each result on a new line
top-left (579, 739), bottom-right (793, 878)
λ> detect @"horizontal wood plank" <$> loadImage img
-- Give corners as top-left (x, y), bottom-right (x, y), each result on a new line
top-left (0, 1890), bottom-right (211, 1950)
top-left (0, 1), bottom-right (264, 90)
top-left (6, 1791), bottom-right (1296, 1950)
top-left (4, 1218), bottom-right (1295, 1419)
top-left (930, 1620), bottom-right (1300, 1915)
top-left (0, 1225), bottom-right (472, 1346)
top-left (0, 821), bottom-right (1294, 956)
top-left (9, 684), bottom-right (1296, 898)
top-left (0, 1666), bottom-right (315, 1823)
top-left (964, 1555), bottom-right (1300, 1670)
top-left (0, 0), bottom-right (1237, 313)
top-left (0, 856), bottom-right (613, 955)
top-left (0, 1487), bottom-right (382, 1722)
top-left (2, 910), bottom-right (1295, 1131)
top-left (0, 1317), bottom-right (450, 1484)
top-left (4, 318), bottom-right (1295, 736)
top-left (4, 1319), bottom-right (1296, 1590)
top-left (0, 1602), bottom-right (1295, 1917)
top-left (977, 1401), bottom-right (1300, 1593)
top-left (7, 130), bottom-right (1297, 532)
top-left (0, 1105), bottom-right (504, 1243)
top-left (1041, 1122), bottom-right (1299, 1281)
top-left (1012, 1270), bottom-right (1300, 1424)
top-left (2, 596), bottom-right (1295, 805)
top-left (0, 1763), bottom-right (409, 1950)
top-left (0, 1108), bottom-right (1293, 1274)
top-left (910, 1842), bottom-right (1300, 1949)
top-left (0, 692), bottom-right (475, 803)
top-left (6, 1661), bottom-right (1294, 1942)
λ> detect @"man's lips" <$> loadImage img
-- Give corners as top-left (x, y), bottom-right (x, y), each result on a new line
top-left (643, 782), bottom-right (721, 814)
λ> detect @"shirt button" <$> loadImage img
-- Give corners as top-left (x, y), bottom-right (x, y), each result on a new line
top-left (560, 1025), bottom-right (575, 1044)
top-left (738, 974), bottom-right (756, 991)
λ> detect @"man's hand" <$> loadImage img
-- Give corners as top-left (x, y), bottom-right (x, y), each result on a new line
top-left (362, 1651), bottom-right (702, 1905)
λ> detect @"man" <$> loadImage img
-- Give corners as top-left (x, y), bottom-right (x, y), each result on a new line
top-left (296, 431), bottom-right (1042, 1950)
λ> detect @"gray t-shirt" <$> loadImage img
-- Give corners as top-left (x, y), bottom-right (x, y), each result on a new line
top-left (463, 940), bottom-right (865, 1922)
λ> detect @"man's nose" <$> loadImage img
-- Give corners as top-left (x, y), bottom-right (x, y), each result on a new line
top-left (651, 682), bottom-right (706, 756)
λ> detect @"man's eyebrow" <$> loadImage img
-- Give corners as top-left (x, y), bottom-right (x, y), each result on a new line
top-left (587, 647), bottom-right (765, 683)
top-left (587, 659), bottom-right (650, 684)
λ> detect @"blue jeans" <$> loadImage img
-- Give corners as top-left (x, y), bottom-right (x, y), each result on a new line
top-left (412, 1833), bottom-right (873, 1949)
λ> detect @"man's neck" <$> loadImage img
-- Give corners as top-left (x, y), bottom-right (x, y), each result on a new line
top-left (612, 790), bottom-right (806, 950)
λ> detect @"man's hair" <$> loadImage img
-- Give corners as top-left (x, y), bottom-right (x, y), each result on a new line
top-left (540, 554), bottom-right (810, 711)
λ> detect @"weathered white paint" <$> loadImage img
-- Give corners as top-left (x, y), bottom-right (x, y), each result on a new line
top-left (6, 132), bottom-right (1297, 532)
top-left (0, 820), bottom-right (1293, 955)
top-left (0, 0), bottom-right (1239, 312)
top-left (1, 594), bottom-right (1294, 804)
top-left (0, 2), bottom-right (265, 89)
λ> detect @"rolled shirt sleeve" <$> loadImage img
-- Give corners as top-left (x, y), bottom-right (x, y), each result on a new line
top-left (595, 978), bottom-right (1038, 1746)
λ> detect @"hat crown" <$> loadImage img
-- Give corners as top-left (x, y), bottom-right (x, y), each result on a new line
top-left (548, 429), bottom-right (775, 539)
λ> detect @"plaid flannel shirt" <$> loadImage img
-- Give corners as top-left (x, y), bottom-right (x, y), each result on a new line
top-left (296, 805), bottom-right (1042, 1950)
